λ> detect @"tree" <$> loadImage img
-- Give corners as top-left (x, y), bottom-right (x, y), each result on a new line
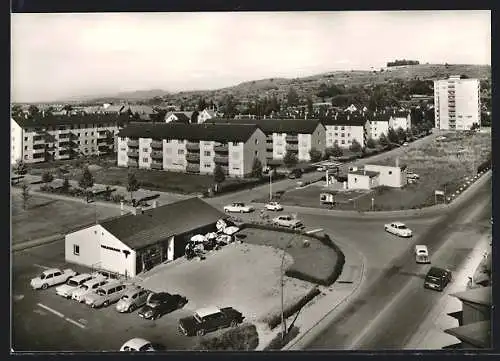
top-left (378, 133), bottom-right (390, 148)
top-left (14, 160), bottom-right (27, 175)
top-left (309, 148), bottom-right (323, 163)
top-left (306, 96), bottom-right (313, 116)
top-left (79, 166), bottom-right (94, 191)
top-left (470, 122), bottom-right (480, 131)
top-left (349, 139), bottom-right (362, 153)
top-left (62, 104), bottom-right (73, 115)
top-left (283, 151), bottom-right (298, 168)
top-left (324, 145), bottom-right (343, 159)
top-left (287, 87), bottom-right (300, 107)
top-left (387, 128), bottom-right (399, 144)
top-left (127, 172), bottom-right (140, 200)
top-left (396, 127), bottom-right (407, 143)
top-left (366, 137), bottom-right (377, 149)
top-left (27, 105), bottom-right (40, 118)
top-left (250, 158), bottom-right (263, 178)
top-left (214, 164), bottom-right (226, 184)
top-left (41, 171), bottom-right (54, 183)
top-left (197, 98), bottom-right (207, 111)
top-left (62, 177), bottom-right (70, 192)
top-left (21, 182), bottom-right (31, 210)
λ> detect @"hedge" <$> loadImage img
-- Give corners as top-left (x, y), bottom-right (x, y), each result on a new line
top-left (263, 325), bottom-right (300, 350)
top-left (191, 323), bottom-right (259, 351)
top-left (477, 152), bottom-right (491, 174)
top-left (216, 173), bottom-right (287, 195)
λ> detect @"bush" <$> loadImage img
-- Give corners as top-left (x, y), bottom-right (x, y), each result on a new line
top-left (264, 326), bottom-right (300, 350)
top-left (192, 323), bottom-right (259, 351)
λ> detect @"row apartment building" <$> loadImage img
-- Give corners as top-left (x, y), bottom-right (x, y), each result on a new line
top-left (208, 118), bottom-right (326, 163)
top-left (10, 114), bottom-right (123, 165)
top-left (322, 112), bottom-right (369, 149)
top-left (117, 122), bottom-right (267, 178)
top-left (434, 75), bottom-right (481, 130)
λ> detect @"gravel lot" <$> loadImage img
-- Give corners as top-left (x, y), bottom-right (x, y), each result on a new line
top-left (139, 243), bottom-right (316, 324)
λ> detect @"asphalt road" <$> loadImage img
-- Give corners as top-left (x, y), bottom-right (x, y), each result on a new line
top-left (305, 176), bottom-right (492, 350)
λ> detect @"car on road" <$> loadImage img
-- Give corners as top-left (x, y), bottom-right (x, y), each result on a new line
top-left (415, 245), bottom-right (430, 264)
top-left (178, 306), bottom-right (244, 336)
top-left (56, 273), bottom-right (94, 299)
top-left (316, 166), bottom-right (326, 171)
top-left (288, 168), bottom-right (303, 179)
top-left (223, 202), bottom-right (254, 213)
top-left (273, 215), bottom-right (303, 229)
top-left (402, 142), bottom-right (409, 147)
top-left (116, 288), bottom-right (151, 313)
top-left (120, 338), bottom-right (156, 352)
top-left (30, 268), bottom-right (77, 290)
top-left (424, 267), bottom-right (452, 291)
top-left (72, 278), bottom-right (109, 302)
top-left (138, 292), bottom-right (188, 320)
top-left (265, 201), bottom-right (283, 211)
top-left (384, 222), bottom-right (413, 237)
top-left (83, 281), bottom-right (129, 308)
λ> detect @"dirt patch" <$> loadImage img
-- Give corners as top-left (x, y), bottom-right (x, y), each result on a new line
top-left (11, 193), bottom-right (123, 243)
top-left (140, 243), bottom-right (316, 324)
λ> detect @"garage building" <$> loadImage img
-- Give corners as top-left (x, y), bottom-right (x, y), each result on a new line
top-left (65, 197), bottom-right (226, 278)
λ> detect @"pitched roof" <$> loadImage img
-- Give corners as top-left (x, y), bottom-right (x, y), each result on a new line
top-left (320, 113), bottom-right (367, 126)
top-left (165, 111), bottom-right (193, 123)
top-left (207, 118), bottom-right (322, 134)
top-left (444, 321), bottom-right (491, 348)
top-left (451, 286), bottom-right (492, 306)
top-left (100, 197), bottom-right (226, 250)
top-left (117, 122), bottom-right (261, 143)
top-left (12, 114), bottom-right (125, 128)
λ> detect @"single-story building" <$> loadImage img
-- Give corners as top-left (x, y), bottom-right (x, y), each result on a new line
top-left (65, 197), bottom-right (227, 278)
top-left (347, 162), bottom-right (408, 190)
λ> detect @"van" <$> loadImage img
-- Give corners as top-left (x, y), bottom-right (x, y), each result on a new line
top-left (84, 281), bottom-right (130, 308)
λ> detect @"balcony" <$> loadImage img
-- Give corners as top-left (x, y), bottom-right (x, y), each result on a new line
top-left (151, 151), bottom-right (164, 160)
top-left (186, 142), bottom-right (200, 151)
top-left (59, 133), bottom-right (70, 139)
top-left (127, 139), bottom-right (139, 148)
top-left (127, 159), bottom-right (138, 168)
top-left (151, 140), bottom-right (163, 149)
top-left (186, 153), bottom-right (200, 163)
top-left (214, 155), bottom-right (229, 164)
top-left (127, 149), bottom-right (139, 158)
top-left (286, 135), bottom-right (298, 143)
top-left (214, 144), bottom-right (229, 153)
top-left (59, 140), bottom-right (71, 147)
top-left (266, 144), bottom-right (274, 151)
top-left (286, 144), bottom-right (298, 151)
top-left (186, 163), bottom-right (200, 173)
top-left (97, 137), bottom-right (110, 144)
top-left (33, 147), bottom-right (45, 154)
top-left (98, 130), bottom-right (108, 138)
top-left (150, 162), bottom-right (163, 170)
top-left (33, 136), bottom-right (45, 144)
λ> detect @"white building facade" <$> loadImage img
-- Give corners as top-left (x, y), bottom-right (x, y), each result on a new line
top-left (323, 114), bottom-right (369, 149)
top-left (434, 75), bottom-right (481, 130)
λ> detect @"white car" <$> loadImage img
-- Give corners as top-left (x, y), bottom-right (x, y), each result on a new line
top-left (403, 142), bottom-right (409, 147)
top-left (384, 222), bottom-right (413, 238)
top-left (72, 278), bottom-right (109, 302)
top-left (56, 273), bottom-right (94, 298)
top-left (223, 202), bottom-right (254, 213)
top-left (316, 166), bottom-right (326, 171)
top-left (265, 202), bottom-right (283, 211)
top-left (415, 245), bottom-right (430, 264)
top-left (120, 338), bottom-right (156, 352)
top-left (30, 268), bottom-right (77, 290)
top-left (273, 215), bottom-right (303, 228)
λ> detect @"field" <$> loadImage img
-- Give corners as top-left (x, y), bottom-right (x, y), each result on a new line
top-left (11, 193), bottom-right (123, 243)
top-left (140, 243), bottom-right (317, 325)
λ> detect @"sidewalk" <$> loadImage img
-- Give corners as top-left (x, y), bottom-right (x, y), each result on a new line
top-left (404, 231), bottom-right (492, 350)
top-left (255, 237), bottom-right (366, 350)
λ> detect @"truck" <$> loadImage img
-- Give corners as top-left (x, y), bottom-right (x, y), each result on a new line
top-left (30, 268), bottom-right (78, 290)
top-left (320, 192), bottom-right (335, 206)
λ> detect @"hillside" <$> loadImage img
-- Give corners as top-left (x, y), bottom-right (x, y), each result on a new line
top-left (81, 63), bottom-right (490, 104)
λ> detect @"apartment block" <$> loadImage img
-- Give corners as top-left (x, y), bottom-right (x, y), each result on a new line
top-left (10, 114), bottom-right (123, 165)
top-left (368, 113), bottom-right (390, 140)
top-left (389, 111), bottom-right (412, 131)
top-left (208, 118), bottom-right (326, 163)
top-left (434, 75), bottom-right (481, 130)
top-left (322, 112), bottom-right (370, 149)
top-left (117, 122), bottom-right (267, 178)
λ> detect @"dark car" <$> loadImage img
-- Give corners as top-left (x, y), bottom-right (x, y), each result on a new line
top-left (138, 292), bottom-right (188, 320)
top-left (288, 168), bottom-right (303, 179)
top-left (424, 267), bottom-right (452, 291)
top-left (178, 306), bottom-right (244, 336)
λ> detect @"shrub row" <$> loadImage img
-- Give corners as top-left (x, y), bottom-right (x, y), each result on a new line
top-left (477, 152), bottom-right (491, 174)
top-left (192, 323), bottom-right (259, 351)
top-left (215, 173), bottom-right (287, 195)
top-left (265, 287), bottom-right (321, 330)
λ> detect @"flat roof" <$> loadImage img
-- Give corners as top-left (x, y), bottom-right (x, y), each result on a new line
top-left (349, 170), bottom-right (380, 178)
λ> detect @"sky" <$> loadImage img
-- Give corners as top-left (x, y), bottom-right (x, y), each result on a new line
top-left (11, 10), bottom-right (491, 103)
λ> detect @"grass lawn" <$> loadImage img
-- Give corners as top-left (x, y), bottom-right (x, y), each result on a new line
top-left (140, 243), bottom-right (316, 324)
top-left (11, 193), bottom-right (123, 243)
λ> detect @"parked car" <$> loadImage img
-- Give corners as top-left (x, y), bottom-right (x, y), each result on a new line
top-left (384, 222), bottom-right (413, 237)
top-left (316, 166), bottom-right (326, 172)
top-left (72, 278), bottom-right (109, 302)
top-left (288, 168), bottom-right (303, 179)
top-left (30, 268), bottom-right (77, 290)
top-left (178, 306), bottom-right (244, 336)
top-left (56, 273), bottom-right (94, 299)
top-left (402, 142), bottom-right (409, 147)
top-left (83, 281), bottom-right (129, 308)
top-left (265, 202), bottom-right (283, 211)
top-left (223, 202), bottom-right (254, 213)
top-left (273, 215), bottom-right (303, 228)
top-left (139, 292), bottom-right (188, 320)
top-left (415, 245), bottom-right (430, 264)
top-left (116, 288), bottom-right (151, 313)
top-left (424, 267), bottom-right (452, 291)
top-left (120, 338), bottom-right (156, 352)
top-left (407, 172), bottom-right (420, 180)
